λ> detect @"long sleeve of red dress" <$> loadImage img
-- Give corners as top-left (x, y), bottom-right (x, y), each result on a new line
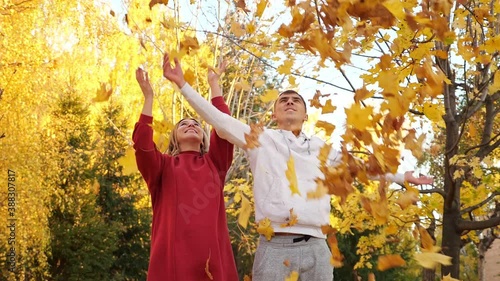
top-left (133, 96), bottom-right (237, 281)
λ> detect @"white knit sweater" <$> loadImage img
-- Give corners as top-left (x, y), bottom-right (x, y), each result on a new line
top-left (180, 83), bottom-right (404, 238)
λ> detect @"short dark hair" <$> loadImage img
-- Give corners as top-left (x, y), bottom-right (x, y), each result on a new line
top-left (274, 90), bottom-right (307, 112)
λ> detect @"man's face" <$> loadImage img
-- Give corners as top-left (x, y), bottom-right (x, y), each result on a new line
top-left (272, 92), bottom-right (308, 125)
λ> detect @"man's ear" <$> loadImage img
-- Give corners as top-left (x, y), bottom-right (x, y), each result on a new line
top-left (272, 112), bottom-right (277, 121)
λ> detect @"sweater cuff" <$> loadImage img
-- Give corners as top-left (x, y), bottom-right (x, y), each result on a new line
top-left (211, 96), bottom-right (225, 106)
top-left (139, 114), bottom-right (153, 124)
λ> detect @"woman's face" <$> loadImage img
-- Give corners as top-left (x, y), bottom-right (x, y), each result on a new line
top-left (175, 118), bottom-right (203, 145)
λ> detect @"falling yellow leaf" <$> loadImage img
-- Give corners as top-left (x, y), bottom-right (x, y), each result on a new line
top-left (327, 233), bottom-right (344, 267)
top-left (307, 181), bottom-right (328, 199)
top-left (234, 80), bottom-right (251, 91)
top-left (238, 195), bottom-right (252, 228)
top-left (184, 69), bottom-right (196, 85)
top-left (277, 59), bottom-right (294, 75)
top-left (345, 103), bottom-right (373, 131)
top-left (418, 226), bottom-right (436, 251)
top-left (283, 259), bottom-right (291, 267)
top-left (179, 36), bottom-right (199, 54)
top-left (285, 155), bottom-right (300, 196)
top-left (285, 271), bottom-right (299, 281)
top-left (257, 218), bottom-right (275, 241)
top-left (377, 254), bottom-right (406, 271)
top-left (118, 147), bottom-right (139, 175)
top-left (260, 89), bottom-right (279, 103)
top-left (396, 188), bottom-right (419, 210)
top-left (281, 208), bottom-right (298, 227)
top-left (246, 21), bottom-right (256, 34)
top-left (230, 20), bottom-right (246, 36)
top-left (423, 102), bottom-right (443, 122)
top-left (93, 82), bottom-right (113, 102)
top-left (321, 99), bottom-right (337, 114)
top-left (256, 0), bottom-right (267, 17)
top-left (414, 252), bottom-right (452, 269)
top-left (315, 120), bottom-right (336, 136)
top-left (149, 0), bottom-right (168, 9)
top-left (205, 250), bottom-right (213, 280)
top-left (243, 123), bottom-right (264, 149)
top-left (235, 0), bottom-right (250, 13)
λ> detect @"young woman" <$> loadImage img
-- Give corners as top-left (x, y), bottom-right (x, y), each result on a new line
top-left (133, 66), bottom-right (238, 281)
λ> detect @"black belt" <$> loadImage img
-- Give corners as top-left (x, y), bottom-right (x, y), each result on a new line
top-left (292, 235), bottom-right (312, 243)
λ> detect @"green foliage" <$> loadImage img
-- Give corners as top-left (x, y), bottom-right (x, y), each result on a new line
top-left (94, 103), bottom-right (151, 280)
top-left (47, 94), bottom-right (119, 280)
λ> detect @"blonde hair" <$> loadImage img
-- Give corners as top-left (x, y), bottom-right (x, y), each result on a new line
top-left (166, 118), bottom-right (209, 156)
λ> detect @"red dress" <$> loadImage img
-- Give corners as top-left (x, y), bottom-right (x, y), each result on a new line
top-left (133, 97), bottom-right (238, 281)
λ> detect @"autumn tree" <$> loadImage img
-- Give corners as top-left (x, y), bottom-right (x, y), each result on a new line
top-left (93, 103), bottom-right (152, 280)
top-left (187, 0), bottom-right (500, 279)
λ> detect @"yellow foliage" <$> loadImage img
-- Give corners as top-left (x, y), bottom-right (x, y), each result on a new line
top-left (285, 155), bottom-right (300, 196)
top-left (257, 218), bottom-right (274, 241)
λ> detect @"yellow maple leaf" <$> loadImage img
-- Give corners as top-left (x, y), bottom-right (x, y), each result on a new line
top-left (184, 69), bottom-right (196, 85)
top-left (93, 82), bottom-right (112, 102)
top-left (149, 0), bottom-right (168, 9)
top-left (285, 271), bottom-right (299, 281)
top-left (354, 86), bottom-right (373, 102)
top-left (396, 188), bottom-right (419, 210)
top-left (179, 36), bottom-right (199, 54)
top-left (414, 252), bottom-right (452, 269)
top-left (442, 273), bottom-right (460, 281)
top-left (257, 217), bottom-right (275, 241)
top-left (256, 0), bottom-right (267, 18)
top-left (243, 123), bottom-right (264, 149)
top-left (327, 233), bottom-right (344, 267)
top-left (238, 195), bottom-right (252, 229)
top-left (234, 80), bottom-right (251, 91)
top-left (321, 99), bottom-right (336, 114)
top-left (307, 181), bottom-right (328, 199)
top-left (260, 89), bottom-right (279, 103)
top-left (277, 59), bottom-right (294, 75)
top-left (345, 103), bottom-right (373, 131)
top-left (315, 120), bottom-right (336, 136)
top-left (235, 0), bottom-right (250, 12)
top-left (377, 254), bottom-right (406, 271)
top-left (230, 20), bottom-right (246, 36)
top-left (118, 147), bottom-right (139, 175)
top-left (281, 208), bottom-right (298, 227)
top-left (423, 102), bottom-right (443, 122)
top-left (285, 155), bottom-right (300, 196)
top-left (418, 226), bottom-right (436, 251)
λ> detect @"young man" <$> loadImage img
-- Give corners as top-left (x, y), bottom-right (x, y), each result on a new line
top-left (162, 54), bottom-right (433, 280)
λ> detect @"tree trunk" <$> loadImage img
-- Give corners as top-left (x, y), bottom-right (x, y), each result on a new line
top-left (422, 268), bottom-right (436, 281)
top-left (478, 248), bottom-right (485, 281)
top-left (441, 203), bottom-right (461, 277)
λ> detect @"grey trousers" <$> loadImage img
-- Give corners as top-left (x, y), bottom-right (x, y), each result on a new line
top-left (252, 235), bottom-right (334, 281)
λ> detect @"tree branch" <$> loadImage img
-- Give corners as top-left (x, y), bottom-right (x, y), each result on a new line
top-left (460, 191), bottom-right (499, 215)
top-left (419, 187), bottom-right (446, 197)
top-left (186, 28), bottom-right (354, 92)
top-left (457, 216), bottom-right (500, 231)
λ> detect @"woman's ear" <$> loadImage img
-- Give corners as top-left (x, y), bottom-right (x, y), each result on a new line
top-left (304, 114), bottom-right (308, 121)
